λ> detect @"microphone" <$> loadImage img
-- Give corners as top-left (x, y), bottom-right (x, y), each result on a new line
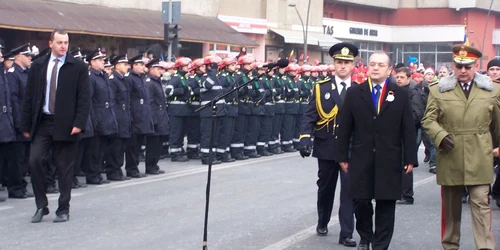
top-left (262, 59), bottom-right (289, 69)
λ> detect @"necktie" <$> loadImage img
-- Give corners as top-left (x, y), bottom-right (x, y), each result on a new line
top-left (49, 59), bottom-right (59, 114)
top-left (340, 82), bottom-right (347, 103)
top-left (374, 84), bottom-right (381, 113)
top-left (462, 83), bottom-right (470, 99)
top-left (462, 83), bottom-right (469, 91)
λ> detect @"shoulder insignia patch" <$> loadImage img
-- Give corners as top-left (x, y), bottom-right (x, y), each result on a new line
top-left (7, 67), bottom-right (15, 73)
top-left (429, 81), bottom-right (438, 87)
top-left (146, 78), bottom-right (151, 82)
top-left (109, 74), bottom-right (114, 80)
top-left (316, 77), bottom-right (331, 85)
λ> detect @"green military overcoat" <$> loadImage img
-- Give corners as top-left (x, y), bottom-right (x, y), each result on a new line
top-left (422, 73), bottom-right (500, 186)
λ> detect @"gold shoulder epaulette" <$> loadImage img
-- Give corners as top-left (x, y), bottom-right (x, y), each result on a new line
top-left (316, 78), bottom-right (330, 85)
top-left (429, 80), bottom-right (438, 87)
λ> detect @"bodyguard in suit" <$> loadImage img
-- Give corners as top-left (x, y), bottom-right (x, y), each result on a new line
top-left (87, 48), bottom-right (118, 185)
top-left (144, 58), bottom-right (168, 174)
top-left (106, 54), bottom-right (132, 181)
top-left (299, 43), bottom-right (358, 247)
top-left (21, 29), bottom-right (90, 223)
top-left (336, 51), bottom-right (417, 249)
top-left (125, 55), bottom-right (154, 177)
top-left (6, 43), bottom-right (35, 198)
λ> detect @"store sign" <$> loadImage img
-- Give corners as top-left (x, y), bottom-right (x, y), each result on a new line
top-left (323, 25), bottom-right (335, 36)
top-left (218, 15), bottom-right (267, 34)
top-left (323, 18), bottom-right (391, 42)
top-left (349, 27), bottom-right (378, 37)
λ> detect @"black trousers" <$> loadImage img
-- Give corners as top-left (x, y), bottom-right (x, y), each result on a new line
top-left (354, 199), bottom-right (396, 250)
top-left (257, 115), bottom-right (273, 152)
top-left (317, 159), bottom-right (354, 238)
top-left (401, 170), bottom-right (414, 201)
top-left (76, 137), bottom-right (92, 177)
top-left (44, 150), bottom-right (57, 187)
top-left (244, 115), bottom-right (261, 154)
top-left (200, 117), bottom-right (223, 160)
top-left (280, 114), bottom-right (296, 147)
top-left (145, 135), bottom-right (161, 171)
top-left (293, 113), bottom-right (302, 148)
top-left (1, 142), bottom-right (25, 196)
top-left (231, 115), bottom-right (247, 155)
top-left (125, 133), bottom-right (147, 174)
top-left (105, 137), bottom-right (127, 178)
top-left (169, 116), bottom-right (188, 156)
top-left (14, 141), bottom-right (30, 175)
top-left (270, 114), bottom-right (283, 150)
top-left (218, 116), bottom-right (236, 157)
top-left (29, 116), bottom-right (78, 215)
top-left (186, 116), bottom-right (200, 157)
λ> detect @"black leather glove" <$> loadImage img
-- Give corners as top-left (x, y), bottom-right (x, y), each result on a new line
top-left (439, 135), bottom-right (455, 151)
top-left (299, 137), bottom-right (312, 158)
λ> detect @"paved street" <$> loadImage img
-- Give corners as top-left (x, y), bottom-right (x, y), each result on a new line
top-left (0, 147), bottom-right (499, 250)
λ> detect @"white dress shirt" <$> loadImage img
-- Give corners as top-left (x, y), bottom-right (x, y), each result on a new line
top-left (335, 76), bottom-right (351, 96)
top-left (43, 53), bottom-right (66, 114)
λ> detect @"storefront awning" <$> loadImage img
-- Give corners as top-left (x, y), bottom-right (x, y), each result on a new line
top-left (270, 28), bottom-right (342, 47)
top-left (0, 0), bottom-right (259, 47)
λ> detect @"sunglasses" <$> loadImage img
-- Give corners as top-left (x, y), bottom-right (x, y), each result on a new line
top-left (455, 64), bottom-right (472, 70)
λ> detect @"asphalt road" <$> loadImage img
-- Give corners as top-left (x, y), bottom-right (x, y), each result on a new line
top-left (0, 148), bottom-right (498, 250)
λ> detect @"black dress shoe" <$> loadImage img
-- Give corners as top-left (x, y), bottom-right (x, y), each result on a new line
top-left (357, 239), bottom-right (370, 250)
top-left (396, 198), bottom-right (414, 205)
top-left (245, 153), bottom-right (261, 158)
top-left (46, 186), bottom-right (59, 194)
top-left (127, 172), bottom-right (147, 178)
top-left (31, 207), bottom-right (49, 223)
top-left (423, 155), bottom-right (430, 163)
top-left (53, 214), bottom-right (70, 223)
top-left (188, 154), bottom-right (201, 160)
top-left (146, 169), bottom-right (165, 175)
top-left (171, 155), bottom-right (189, 162)
top-left (107, 175), bottom-right (128, 181)
top-left (316, 226), bottom-right (328, 236)
top-left (0, 196), bottom-right (5, 202)
top-left (86, 178), bottom-right (110, 185)
top-left (233, 153), bottom-right (249, 160)
top-left (339, 236), bottom-right (357, 247)
top-left (220, 155), bottom-right (235, 163)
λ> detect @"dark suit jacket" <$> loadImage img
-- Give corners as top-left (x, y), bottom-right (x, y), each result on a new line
top-left (336, 79), bottom-right (417, 200)
top-left (21, 53), bottom-right (90, 141)
top-left (300, 78), bottom-right (343, 161)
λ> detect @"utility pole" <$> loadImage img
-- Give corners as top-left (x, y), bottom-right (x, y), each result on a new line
top-left (167, 0), bottom-right (172, 61)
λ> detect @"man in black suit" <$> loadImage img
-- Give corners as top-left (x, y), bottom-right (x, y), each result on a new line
top-left (21, 29), bottom-right (90, 223)
top-left (299, 42), bottom-right (358, 247)
top-left (336, 51), bottom-right (417, 250)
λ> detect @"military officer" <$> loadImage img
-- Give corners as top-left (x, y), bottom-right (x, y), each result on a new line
top-left (198, 55), bottom-right (226, 165)
top-left (230, 55), bottom-right (255, 160)
top-left (281, 63), bottom-right (300, 152)
top-left (217, 57), bottom-right (238, 162)
top-left (268, 65), bottom-right (286, 154)
top-left (422, 45), bottom-right (497, 250)
top-left (6, 43), bottom-right (35, 198)
top-left (70, 47), bottom-right (84, 60)
top-left (256, 64), bottom-right (275, 156)
top-left (103, 58), bottom-right (112, 76)
top-left (106, 54), bottom-right (132, 181)
top-left (299, 43), bottom-right (358, 247)
top-left (165, 57), bottom-right (192, 162)
top-left (125, 54), bottom-right (154, 177)
top-left (87, 48), bottom-right (118, 184)
top-left (2, 52), bottom-right (14, 72)
top-left (144, 58), bottom-right (168, 174)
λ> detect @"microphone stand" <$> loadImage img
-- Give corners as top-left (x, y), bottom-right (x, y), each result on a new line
top-left (195, 65), bottom-right (278, 250)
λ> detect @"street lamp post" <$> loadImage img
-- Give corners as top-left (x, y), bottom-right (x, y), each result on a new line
top-left (289, 0), bottom-right (312, 64)
top-left (480, 0), bottom-right (495, 70)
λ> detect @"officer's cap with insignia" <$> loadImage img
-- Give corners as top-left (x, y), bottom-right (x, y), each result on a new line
top-left (452, 44), bottom-right (482, 65)
top-left (145, 58), bottom-right (163, 68)
top-left (3, 51), bottom-right (14, 61)
top-left (86, 48), bottom-right (106, 62)
top-left (128, 54), bottom-right (144, 65)
top-left (70, 47), bottom-right (83, 59)
top-left (10, 43), bottom-right (35, 57)
top-left (110, 54), bottom-right (128, 65)
top-left (328, 42), bottom-right (359, 61)
top-left (104, 58), bottom-right (112, 68)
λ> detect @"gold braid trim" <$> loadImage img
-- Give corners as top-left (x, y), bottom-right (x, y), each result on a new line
top-left (314, 83), bottom-right (338, 132)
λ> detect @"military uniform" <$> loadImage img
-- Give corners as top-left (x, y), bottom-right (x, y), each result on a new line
top-left (87, 50), bottom-right (119, 184)
top-left (231, 68), bottom-right (252, 160)
top-left (256, 72), bottom-right (275, 156)
top-left (243, 70), bottom-right (266, 158)
top-left (269, 72), bottom-right (285, 154)
top-left (281, 69), bottom-right (299, 152)
top-left (125, 55), bottom-right (154, 177)
top-left (422, 45), bottom-right (497, 250)
top-left (218, 66), bottom-right (238, 162)
top-left (295, 74), bottom-right (312, 149)
top-left (106, 54), bottom-right (132, 181)
top-left (144, 58), bottom-right (169, 174)
top-left (187, 73), bottom-right (202, 159)
top-left (165, 68), bottom-right (191, 162)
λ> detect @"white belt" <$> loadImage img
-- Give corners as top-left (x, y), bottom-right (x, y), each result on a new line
top-left (191, 101), bottom-right (200, 105)
top-left (265, 102), bottom-right (274, 105)
top-left (169, 101), bottom-right (187, 105)
top-left (201, 100), bottom-right (226, 105)
top-left (258, 89), bottom-right (265, 92)
top-left (276, 100), bottom-right (285, 103)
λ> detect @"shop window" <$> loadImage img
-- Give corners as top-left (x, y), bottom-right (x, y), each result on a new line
top-left (437, 43), bottom-right (452, 52)
top-left (230, 46), bottom-right (240, 52)
top-left (420, 44), bottom-right (436, 52)
top-left (216, 44), bottom-right (227, 51)
top-left (437, 53), bottom-right (453, 65)
top-left (210, 44), bottom-right (215, 50)
top-left (403, 44), bottom-right (419, 52)
top-left (420, 53), bottom-right (436, 69)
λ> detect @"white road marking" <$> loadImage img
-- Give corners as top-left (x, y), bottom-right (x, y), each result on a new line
top-left (109, 154), bottom-right (294, 189)
top-left (0, 206), bottom-right (13, 211)
top-left (260, 175), bottom-right (436, 250)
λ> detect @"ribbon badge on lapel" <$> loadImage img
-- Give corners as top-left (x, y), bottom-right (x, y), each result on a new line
top-left (386, 91), bottom-right (395, 102)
